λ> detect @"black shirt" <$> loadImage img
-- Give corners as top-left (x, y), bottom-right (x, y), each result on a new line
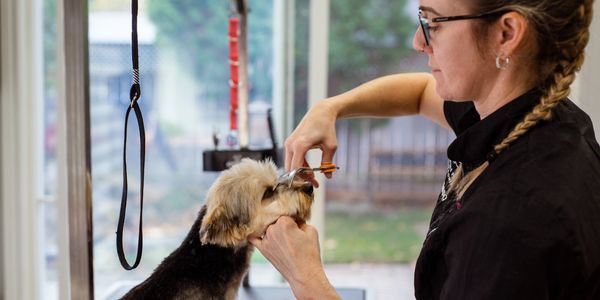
top-left (414, 90), bottom-right (600, 300)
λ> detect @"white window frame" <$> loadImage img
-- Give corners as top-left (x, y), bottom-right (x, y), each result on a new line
top-left (1, 0), bottom-right (45, 299)
top-left (306, 0), bottom-right (331, 241)
top-left (273, 0), bottom-right (331, 237)
top-left (56, 0), bottom-right (94, 299)
top-left (1, 0), bottom-right (93, 299)
top-left (272, 0), bottom-right (296, 141)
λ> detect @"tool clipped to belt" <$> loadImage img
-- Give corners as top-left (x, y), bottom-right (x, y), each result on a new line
top-left (274, 163), bottom-right (340, 190)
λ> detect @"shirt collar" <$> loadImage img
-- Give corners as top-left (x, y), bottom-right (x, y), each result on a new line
top-left (447, 88), bottom-right (542, 168)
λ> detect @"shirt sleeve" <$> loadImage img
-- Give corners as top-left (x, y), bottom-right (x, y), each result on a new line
top-left (439, 194), bottom-right (582, 300)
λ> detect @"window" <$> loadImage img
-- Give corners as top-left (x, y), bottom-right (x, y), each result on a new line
top-left (323, 0), bottom-right (452, 267)
top-left (88, 1), bottom-right (277, 298)
top-left (42, 0), bottom-right (60, 297)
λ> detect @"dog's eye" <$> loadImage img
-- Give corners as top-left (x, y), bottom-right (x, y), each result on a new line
top-left (262, 188), bottom-right (275, 200)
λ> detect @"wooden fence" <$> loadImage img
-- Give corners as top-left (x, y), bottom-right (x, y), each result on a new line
top-left (326, 115), bottom-right (455, 208)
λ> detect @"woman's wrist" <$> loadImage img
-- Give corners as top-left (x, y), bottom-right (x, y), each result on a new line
top-left (288, 268), bottom-right (341, 300)
top-left (311, 97), bottom-right (343, 121)
top-left (326, 92), bottom-right (356, 120)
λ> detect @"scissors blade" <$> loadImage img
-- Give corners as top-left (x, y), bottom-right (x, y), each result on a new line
top-left (273, 164), bottom-right (340, 190)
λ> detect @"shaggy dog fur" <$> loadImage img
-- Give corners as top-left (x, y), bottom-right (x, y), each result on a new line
top-left (120, 159), bottom-right (314, 300)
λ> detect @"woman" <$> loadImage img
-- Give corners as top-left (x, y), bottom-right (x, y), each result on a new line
top-left (249, 0), bottom-right (600, 299)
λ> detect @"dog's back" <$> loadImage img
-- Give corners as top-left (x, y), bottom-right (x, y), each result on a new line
top-left (120, 206), bottom-right (252, 300)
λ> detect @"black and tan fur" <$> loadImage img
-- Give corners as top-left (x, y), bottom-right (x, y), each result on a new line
top-left (121, 159), bottom-right (314, 300)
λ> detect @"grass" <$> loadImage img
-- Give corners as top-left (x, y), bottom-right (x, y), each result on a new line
top-left (323, 210), bottom-right (431, 263)
top-left (251, 209), bottom-right (432, 264)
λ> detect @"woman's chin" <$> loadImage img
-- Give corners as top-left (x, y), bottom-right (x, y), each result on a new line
top-left (434, 85), bottom-right (451, 100)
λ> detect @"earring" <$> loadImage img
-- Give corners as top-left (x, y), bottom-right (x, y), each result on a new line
top-left (495, 54), bottom-right (510, 70)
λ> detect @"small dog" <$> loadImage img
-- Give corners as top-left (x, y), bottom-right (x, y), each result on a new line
top-left (121, 159), bottom-right (314, 300)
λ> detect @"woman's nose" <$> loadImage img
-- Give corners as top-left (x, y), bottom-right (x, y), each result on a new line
top-left (412, 25), bottom-right (427, 52)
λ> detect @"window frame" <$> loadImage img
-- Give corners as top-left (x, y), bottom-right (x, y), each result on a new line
top-left (1, 0), bottom-right (46, 299)
top-left (57, 0), bottom-right (94, 298)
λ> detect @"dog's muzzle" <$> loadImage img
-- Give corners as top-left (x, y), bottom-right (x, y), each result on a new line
top-left (302, 184), bottom-right (314, 195)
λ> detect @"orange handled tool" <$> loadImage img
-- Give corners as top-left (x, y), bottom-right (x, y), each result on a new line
top-left (274, 163), bottom-right (339, 189)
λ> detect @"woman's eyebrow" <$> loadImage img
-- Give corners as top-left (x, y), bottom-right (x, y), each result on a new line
top-left (419, 6), bottom-right (442, 16)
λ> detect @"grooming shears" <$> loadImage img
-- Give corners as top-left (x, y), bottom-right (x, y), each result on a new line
top-left (273, 163), bottom-right (339, 190)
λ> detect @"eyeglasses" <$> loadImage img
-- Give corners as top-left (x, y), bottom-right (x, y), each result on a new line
top-left (418, 9), bottom-right (508, 46)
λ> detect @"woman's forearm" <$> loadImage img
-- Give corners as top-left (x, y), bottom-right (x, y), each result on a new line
top-left (325, 73), bottom-right (435, 119)
top-left (284, 72), bottom-right (446, 170)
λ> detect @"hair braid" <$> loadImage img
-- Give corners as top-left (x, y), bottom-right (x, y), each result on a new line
top-left (448, 0), bottom-right (594, 200)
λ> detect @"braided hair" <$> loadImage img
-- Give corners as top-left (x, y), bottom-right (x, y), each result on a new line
top-left (449, 0), bottom-right (595, 200)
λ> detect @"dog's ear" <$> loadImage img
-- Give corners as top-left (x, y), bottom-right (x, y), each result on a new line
top-left (199, 190), bottom-right (252, 248)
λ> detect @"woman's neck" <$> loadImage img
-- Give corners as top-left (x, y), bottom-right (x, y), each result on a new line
top-left (473, 65), bottom-right (540, 119)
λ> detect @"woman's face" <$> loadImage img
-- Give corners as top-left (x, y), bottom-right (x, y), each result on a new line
top-left (413, 0), bottom-right (495, 101)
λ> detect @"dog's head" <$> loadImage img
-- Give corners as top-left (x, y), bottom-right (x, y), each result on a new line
top-left (199, 158), bottom-right (314, 248)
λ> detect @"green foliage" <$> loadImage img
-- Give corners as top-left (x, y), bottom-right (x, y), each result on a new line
top-left (324, 210), bottom-right (430, 263)
top-left (147, 0), bottom-right (416, 131)
top-left (43, 0), bottom-right (58, 91)
top-left (147, 0), bottom-right (273, 102)
top-left (156, 186), bottom-right (199, 212)
top-left (328, 0), bottom-right (414, 94)
top-left (292, 0), bottom-right (415, 128)
top-left (147, 0), bottom-right (415, 102)
top-left (250, 210), bottom-right (431, 264)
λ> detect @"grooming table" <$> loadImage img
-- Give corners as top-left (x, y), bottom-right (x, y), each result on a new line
top-left (103, 283), bottom-right (365, 299)
top-left (238, 286), bottom-right (366, 300)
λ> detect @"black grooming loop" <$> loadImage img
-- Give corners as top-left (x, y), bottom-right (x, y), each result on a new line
top-left (116, 0), bottom-right (146, 270)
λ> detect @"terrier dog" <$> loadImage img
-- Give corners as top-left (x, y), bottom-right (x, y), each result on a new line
top-left (120, 159), bottom-right (314, 300)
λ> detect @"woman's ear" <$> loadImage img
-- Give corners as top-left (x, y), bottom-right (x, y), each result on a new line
top-left (496, 11), bottom-right (531, 56)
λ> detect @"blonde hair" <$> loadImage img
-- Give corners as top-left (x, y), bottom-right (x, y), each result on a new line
top-left (449, 0), bottom-right (595, 200)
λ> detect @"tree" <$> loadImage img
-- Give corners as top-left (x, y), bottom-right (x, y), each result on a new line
top-left (328, 0), bottom-right (414, 94)
top-left (327, 0), bottom-right (416, 130)
top-left (147, 0), bottom-right (273, 103)
top-left (292, 0), bottom-right (416, 129)
top-left (147, 0), bottom-right (416, 128)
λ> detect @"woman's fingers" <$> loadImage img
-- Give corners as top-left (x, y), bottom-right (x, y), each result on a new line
top-left (284, 141), bottom-right (294, 172)
top-left (247, 235), bottom-right (262, 248)
top-left (285, 136), bottom-right (312, 171)
top-left (320, 143), bottom-right (337, 179)
top-left (284, 101), bottom-right (338, 182)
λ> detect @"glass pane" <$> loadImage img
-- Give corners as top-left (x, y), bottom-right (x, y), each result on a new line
top-left (293, 0), bottom-right (310, 125)
top-left (88, 1), bottom-right (276, 298)
top-left (42, 0), bottom-right (59, 298)
top-left (323, 0), bottom-right (453, 296)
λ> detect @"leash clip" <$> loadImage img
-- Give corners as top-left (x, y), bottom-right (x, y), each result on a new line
top-left (129, 69), bottom-right (141, 107)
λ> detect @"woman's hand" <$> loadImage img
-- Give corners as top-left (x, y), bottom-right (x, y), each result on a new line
top-left (248, 217), bottom-right (340, 300)
top-left (284, 100), bottom-right (339, 186)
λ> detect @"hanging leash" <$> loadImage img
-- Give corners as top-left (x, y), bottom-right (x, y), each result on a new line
top-left (116, 0), bottom-right (146, 270)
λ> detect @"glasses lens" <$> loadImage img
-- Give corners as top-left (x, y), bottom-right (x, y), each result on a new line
top-left (418, 15), bottom-right (430, 46)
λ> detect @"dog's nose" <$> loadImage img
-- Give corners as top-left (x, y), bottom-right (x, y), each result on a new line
top-left (302, 184), bottom-right (314, 195)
